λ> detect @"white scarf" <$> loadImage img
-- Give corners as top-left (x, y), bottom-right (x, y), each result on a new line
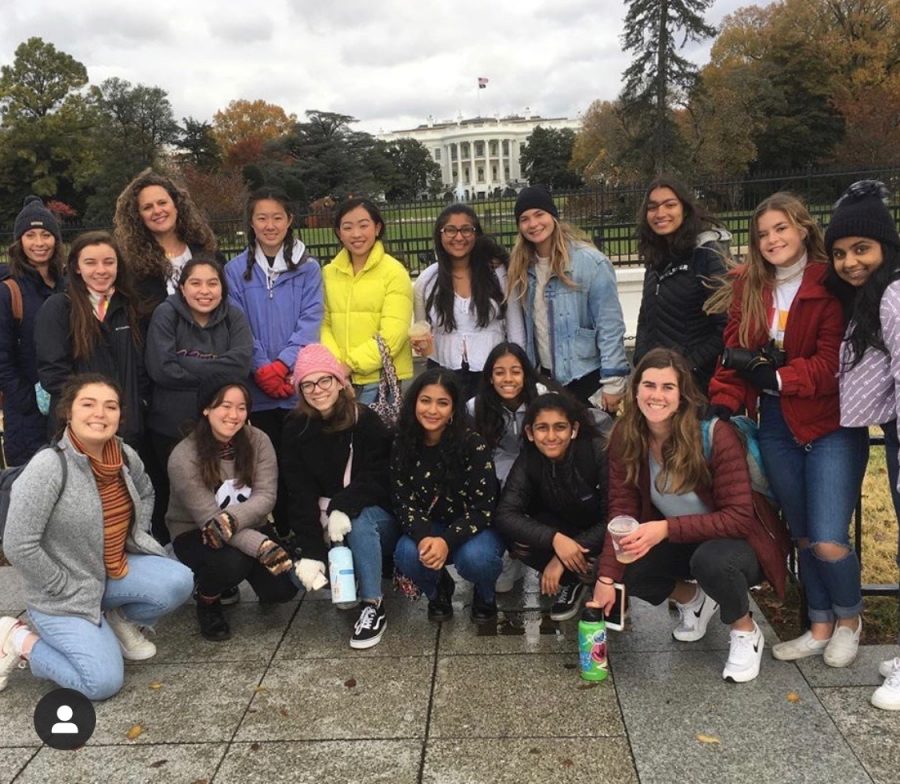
top-left (254, 239), bottom-right (307, 292)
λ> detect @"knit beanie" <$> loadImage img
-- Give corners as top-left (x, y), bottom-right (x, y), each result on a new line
top-left (514, 185), bottom-right (559, 222)
top-left (13, 195), bottom-right (62, 244)
top-left (293, 343), bottom-right (350, 388)
top-left (825, 180), bottom-right (900, 255)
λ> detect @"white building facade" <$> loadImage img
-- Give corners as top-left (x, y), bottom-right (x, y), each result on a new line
top-left (378, 114), bottom-right (580, 199)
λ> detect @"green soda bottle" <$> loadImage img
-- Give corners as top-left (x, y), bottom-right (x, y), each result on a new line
top-left (578, 606), bottom-right (608, 682)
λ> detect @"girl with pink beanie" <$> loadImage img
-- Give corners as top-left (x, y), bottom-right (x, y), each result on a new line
top-left (281, 344), bottom-right (399, 649)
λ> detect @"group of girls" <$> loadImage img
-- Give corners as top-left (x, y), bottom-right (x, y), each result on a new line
top-left (1, 173), bottom-right (898, 714)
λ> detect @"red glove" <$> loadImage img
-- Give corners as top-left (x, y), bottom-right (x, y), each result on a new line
top-left (255, 360), bottom-right (291, 399)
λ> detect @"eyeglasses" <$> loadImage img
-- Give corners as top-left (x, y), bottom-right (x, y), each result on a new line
top-left (440, 225), bottom-right (477, 238)
top-left (299, 375), bottom-right (336, 394)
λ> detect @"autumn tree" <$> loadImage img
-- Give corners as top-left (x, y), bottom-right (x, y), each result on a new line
top-left (570, 100), bottom-right (641, 184)
top-left (0, 37), bottom-right (93, 218)
top-left (619, 0), bottom-right (716, 174)
top-left (519, 127), bottom-right (583, 189)
top-left (212, 99), bottom-right (296, 168)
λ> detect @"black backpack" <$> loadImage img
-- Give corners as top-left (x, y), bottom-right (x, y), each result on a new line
top-left (0, 446), bottom-right (66, 545)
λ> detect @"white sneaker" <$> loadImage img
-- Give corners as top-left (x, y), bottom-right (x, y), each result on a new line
top-left (105, 608), bottom-right (156, 661)
top-left (0, 616), bottom-right (26, 691)
top-left (723, 621), bottom-right (764, 683)
top-left (771, 631), bottom-right (829, 661)
top-left (872, 659), bottom-right (900, 710)
top-left (823, 619), bottom-right (861, 668)
top-left (495, 555), bottom-right (523, 593)
top-left (878, 657), bottom-right (900, 679)
top-left (672, 587), bottom-right (719, 642)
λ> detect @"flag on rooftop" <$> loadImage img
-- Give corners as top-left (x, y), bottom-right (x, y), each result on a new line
top-left (477, 77), bottom-right (489, 89)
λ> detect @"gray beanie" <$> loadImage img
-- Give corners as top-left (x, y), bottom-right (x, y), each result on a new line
top-left (13, 195), bottom-right (62, 244)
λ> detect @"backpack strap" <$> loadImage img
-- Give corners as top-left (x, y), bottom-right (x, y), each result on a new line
top-left (3, 279), bottom-right (23, 324)
top-left (700, 416), bottom-right (717, 462)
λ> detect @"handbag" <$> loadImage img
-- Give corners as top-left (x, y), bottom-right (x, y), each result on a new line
top-left (367, 333), bottom-right (401, 428)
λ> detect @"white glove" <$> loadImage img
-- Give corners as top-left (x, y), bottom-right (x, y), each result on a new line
top-left (294, 559), bottom-right (328, 591)
top-left (327, 510), bottom-right (352, 543)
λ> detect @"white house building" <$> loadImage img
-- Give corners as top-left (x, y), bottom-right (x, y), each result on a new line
top-left (378, 113), bottom-right (580, 199)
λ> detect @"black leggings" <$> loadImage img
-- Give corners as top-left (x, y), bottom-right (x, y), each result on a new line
top-left (173, 527), bottom-right (298, 603)
top-left (623, 539), bottom-right (764, 625)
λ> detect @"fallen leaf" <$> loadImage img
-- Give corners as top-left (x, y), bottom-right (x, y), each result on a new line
top-left (529, 748), bottom-right (540, 755)
top-left (576, 682), bottom-right (599, 690)
top-left (786, 692), bottom-right (800, 703)
top-left (696, 734), bottom-right (720, 745)
top-left (563, 663), bottom-right (577, 670)
top-left (126, 724), bottom-right (144, 741)
top-left (279, 707), bottom-right (289, 717)
top-left (344, 678), bottom-right (357, 688)
top-left (250, 743), bottom-right (260, 751)
top-left (190, 779), bottom-right (209, 784)
top-left (149, 760), bottom-right (167, 769)
top-left (561, 759), bottom-right (574, 768)
top-left (148, 682), bottom-right (162, 690)
top-left (254, 686), bottom-right (267, 694)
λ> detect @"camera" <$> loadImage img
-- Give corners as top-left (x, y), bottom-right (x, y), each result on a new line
top-left (721, 341), bottom-right (786, 372)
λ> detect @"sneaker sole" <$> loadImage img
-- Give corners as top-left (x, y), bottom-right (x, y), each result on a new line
top-left (771, 645), bottom-right (827, 662)
top-left (118, 645), bottom-right (157, 662)
top-left (823, 652), bottom-right (859, 668)
top-left (724, 640), bottom-right (764, 683)
top-left (350, 623), bottom-right (387, 650)
top-left (550, 605), bottom-right (582, 622)
top-left (871, 692), bottom-right (900, 711)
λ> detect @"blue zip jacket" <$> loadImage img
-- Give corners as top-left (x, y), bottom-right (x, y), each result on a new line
top-left (523, 242), bottom-right (629, 386)
top-left (224, 243), bottom-right (324, 412)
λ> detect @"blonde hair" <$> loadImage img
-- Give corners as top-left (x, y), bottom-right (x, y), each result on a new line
top-left (704, 192), bottom-right (826, 346)
top-left (616, 348), bottom-right (710, 494)
top-left (507, 219), bottom-right (591, 302)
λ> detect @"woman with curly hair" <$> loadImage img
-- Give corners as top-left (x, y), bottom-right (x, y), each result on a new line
top-left (591, 349), bottom-right (788, 683)
top-left (413, 204), bottom-right (525, 400)
top-left (633, 176), bottom-right (729, 392)
top-left (391, 368), bottom-right (503, 624)
top-left (114, 168), bottom-right (219, 310)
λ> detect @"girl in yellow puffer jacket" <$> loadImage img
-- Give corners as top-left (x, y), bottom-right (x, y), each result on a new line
top-left (321, 198), bottom-right (414, 404)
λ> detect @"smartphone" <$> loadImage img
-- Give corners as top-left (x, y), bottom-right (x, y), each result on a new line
top-left (604, 582), bottom-right (627, 631)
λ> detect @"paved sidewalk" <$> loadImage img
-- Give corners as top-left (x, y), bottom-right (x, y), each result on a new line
top-left (0, 565), bottom-right (897, 784)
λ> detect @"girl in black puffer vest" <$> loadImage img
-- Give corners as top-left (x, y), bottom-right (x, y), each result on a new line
top-left (633, 176), bottom-right (730, 393)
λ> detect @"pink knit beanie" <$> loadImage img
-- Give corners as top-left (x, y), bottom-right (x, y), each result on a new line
top-left (293, 343), bottom-right (350, 389)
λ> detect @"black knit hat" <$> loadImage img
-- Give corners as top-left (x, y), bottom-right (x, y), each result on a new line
top-left (13, 195), bottom-right (63, 244)
top-left (196, 372), bottom-right (252, 417)
top-left (825, 180), bottom-right (900, 255)
top-left (514, 185), bottom-right (559, 222)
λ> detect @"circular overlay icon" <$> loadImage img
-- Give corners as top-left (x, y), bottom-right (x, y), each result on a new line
top-left (33, 688), bottom-right (96, 750)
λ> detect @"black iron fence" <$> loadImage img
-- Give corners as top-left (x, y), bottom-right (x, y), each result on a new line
top-left (3, 164), bottom-right (899, 273)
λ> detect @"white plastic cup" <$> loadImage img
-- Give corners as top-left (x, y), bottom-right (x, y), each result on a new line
top-left (607, 515), bottom-right (640, 564)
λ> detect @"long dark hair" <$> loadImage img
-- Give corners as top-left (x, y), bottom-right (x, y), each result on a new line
top-left (54, 372), bottom-right (124, 440)
top-left (66, 231), bottom-right (143, 361)
top-left (393, 367), bottom-right (471, 476)
top-left (636, 176), bottom-right (723, 272)
top-left (242, 187), bottom-right (299, 281)
top-left (826, 242), bottom-right (900, 369)
top-left (7, 236), bottom-right (65, 283)
top-left (425, 204), bottom-right (508, 331)
top-left (473, 342), bottom-right (544, 450)
top-left (191, 382), bottom-right (255, 491)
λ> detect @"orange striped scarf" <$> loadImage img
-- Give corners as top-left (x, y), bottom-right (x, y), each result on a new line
top-left (68, 429), bottom-right (132, 578)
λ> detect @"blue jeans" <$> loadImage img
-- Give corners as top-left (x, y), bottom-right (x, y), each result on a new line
top-left (393, 524), bottom-right (505, 603)
top-left (27, 554), bottom-right (193, 700)
top-left (758, 397), bottom-right (868, 623)
top-left (353, 382), bottom-right (380, 405)
top-left (881, 420), bottom-right (900, 568)
top-left (346, 506), bottom-right (400, 601)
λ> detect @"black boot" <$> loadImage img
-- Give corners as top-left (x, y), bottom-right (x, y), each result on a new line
top-left (470, 589), bottom-right (498, 624)
top-left (427, 569), bottom-right (455, 622)
top-left (197, 599), bottom-right (232, 641)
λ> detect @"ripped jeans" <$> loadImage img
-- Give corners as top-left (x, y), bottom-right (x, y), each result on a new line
top-left (758, 397), bottom-right (869, 623)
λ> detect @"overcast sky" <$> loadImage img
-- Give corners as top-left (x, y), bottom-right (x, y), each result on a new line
top-left (2, 1), bottom-right (769, 135)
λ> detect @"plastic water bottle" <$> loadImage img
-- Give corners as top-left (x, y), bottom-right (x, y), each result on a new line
top-left (578, 606), bottom-right (608, 682)
top-left (328, 545), bottom-right (357, 605)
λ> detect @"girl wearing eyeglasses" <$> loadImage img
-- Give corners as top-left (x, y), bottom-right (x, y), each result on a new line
top-left (281, 344), bottom-right (398, 649)
top-left (413, 205), bottom-right (525, 400)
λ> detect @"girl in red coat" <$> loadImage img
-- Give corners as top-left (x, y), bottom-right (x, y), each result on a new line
top-left (591, 348), bottom-right (788, 683)
top-left (706, 193), bottom-right (869, 668)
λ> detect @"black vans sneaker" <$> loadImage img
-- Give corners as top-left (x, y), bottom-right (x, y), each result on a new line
top-left (196, 600), bottom-right (231, 642)
top-left (550, 581), bottom-right (586, 622)
top-left (350, 601), bottom-right (387, 649)
top-left (470, 590), bottom-right (498, 624)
